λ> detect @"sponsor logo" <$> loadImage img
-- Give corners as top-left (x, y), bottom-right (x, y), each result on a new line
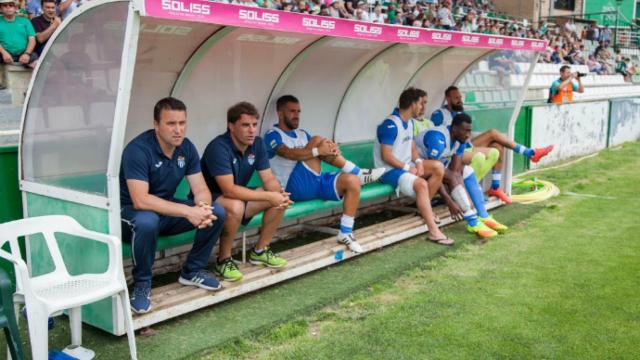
top-left (462, 35), bottom-right (480, 44)
top-left (488, 37), bottom-right (504, 46)
top-left (397, 29), bottom-right (420, 39)
top-left (161, 0), bottom-right (211, 15)
top-left (270, 139), bottom-right (278, 149)
top-left (531, 41), bottom-right (545, 49)
top-left (511, 39), bottom-right (525, 47)
top-left (236, 34), bottom-right (300, 45)
top-left (302, 17), bottom-right (335, 30)
top-left (154, 161), bottom-right (163, 168)
top-left (430, 149), bottom-right (439, 157)
top-left (431, 32), bottom-right (452, 41)
top-left (140, 24), bottom-right (192, 36)
top-left (354, 24), bottom-right (382, 36)
top-left (239, 9), bottom-right (280, 23)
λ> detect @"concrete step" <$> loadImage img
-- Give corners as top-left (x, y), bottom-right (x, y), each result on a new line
top-left (0, 105), bottom-right (22, 130)
top-left (0, 133), bottom-right (18, 147)
top-left (0, 89), bottom-right (11, 105)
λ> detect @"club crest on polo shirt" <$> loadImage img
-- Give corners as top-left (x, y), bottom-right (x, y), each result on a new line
top-left (177, 156), bottom-right (186, 168)
top-left (248, 154), bottom-right (255, 165)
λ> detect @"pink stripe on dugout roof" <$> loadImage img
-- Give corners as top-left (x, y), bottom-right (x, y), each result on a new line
top-left (144, 0), bottom-right (547, 52)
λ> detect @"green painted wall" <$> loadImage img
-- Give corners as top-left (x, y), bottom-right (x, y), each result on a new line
top-left (466, 105), bottom-right (531, 174)
top-left (584, 0), bottom-right (637, 26)
top-left (0, 146), bottom-right (21, 223)
top-left (0, 146), bottom-right (23, 289)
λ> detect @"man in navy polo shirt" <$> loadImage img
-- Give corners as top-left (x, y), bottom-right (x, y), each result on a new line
top-left (201, 101), bottom-right (291, 282)
top-left (120, 97), bottom-right (225, 314)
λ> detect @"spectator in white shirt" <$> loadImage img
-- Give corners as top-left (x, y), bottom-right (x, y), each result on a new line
top-left (353, 1), bottom-right (369, 21)
top-left (437, 0), bottom-right (453, 30)
top-left (369, 4), bottom-right (385, 23)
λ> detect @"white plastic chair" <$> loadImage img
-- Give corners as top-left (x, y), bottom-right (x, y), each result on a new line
top-left (0, 215), bottom-right (137, 360)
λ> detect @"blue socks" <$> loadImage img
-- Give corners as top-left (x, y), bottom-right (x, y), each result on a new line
top-left (464, 212), bottom-right (479, 227)
top-left (464, 168), bottom-right (490, 219)
top-left (491, 170), bottom-right (501, 190)
top-left (514, 144), bottom-right (535, 158)
top-left (341, 161), bottom-right (361, 176)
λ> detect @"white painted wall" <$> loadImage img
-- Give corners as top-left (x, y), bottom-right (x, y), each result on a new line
top-left (609, 98), bottom-right (640, 147)
top-left (529, 101), bottom-right (609, 169)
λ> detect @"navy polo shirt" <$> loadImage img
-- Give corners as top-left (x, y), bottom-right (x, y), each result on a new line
top-left (120, 129), bottom-right (201, 206)
top-left (201, 131), bottom-right (270, 195)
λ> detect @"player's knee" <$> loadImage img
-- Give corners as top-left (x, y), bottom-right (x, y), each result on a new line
top-left (212, 205), bottom-right (226, 223)
top-left (413, 178), bottom-right (428, 193)
top-left (222, 199), bottom-right (245, 220)
top-left (342, 173), bottom-right (361, 191)
top-left (487, 128), bottom-right (500, 138)
top-left (132, 212), bottom-right (160, 234)
top-left (429, 161), bottom-right (445, 177)
top-left (308, 135), bottom-right (325, 146)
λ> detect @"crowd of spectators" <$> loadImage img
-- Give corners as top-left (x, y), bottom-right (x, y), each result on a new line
top-left (225, 0), bottom-right (533, 36)
top-left (534, 19), bottom-right (640, 80)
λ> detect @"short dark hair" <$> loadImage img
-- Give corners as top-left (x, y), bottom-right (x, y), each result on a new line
top-left (452, 113), bottom-right (472, 127)
top-left (227, 101), bottom-right (260, 124)
top-left (276, 95), bottom-right (299, 111)
top-left (153, 97), bottom-right (186, 122)
top-left (41, 0), bottom-right (57, 6)
top-left (398, 87), bottom-right (427, 109)
top-left (445, 85), bottom-right (459, 97)
top-left (560, 65), bottom-right (571, 73)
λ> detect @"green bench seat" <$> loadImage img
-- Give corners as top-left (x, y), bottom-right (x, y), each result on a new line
top-left (121, 141), bottom-right (395, 258)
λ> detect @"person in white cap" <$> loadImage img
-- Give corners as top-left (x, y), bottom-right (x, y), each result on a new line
top-left (0, 0), bottom-right (38, 68)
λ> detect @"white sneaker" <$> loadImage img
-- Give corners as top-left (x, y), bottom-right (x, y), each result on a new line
top-left (357, 167), bottom-right (385, 185)
top-left (337, 233), bottom-right (363, 253)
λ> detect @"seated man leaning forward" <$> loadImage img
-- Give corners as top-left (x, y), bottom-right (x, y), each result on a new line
top-left (120, 97), bottom-right (226, 314)
top-left (201, 102), bottom-right (291, 282)
top-left (375, 87), bottom-right (454, 246)
top-left (264, 95), bottom-right (385, 253)
top-left (416, 113), bottom-right (508, 240)
top-left (432, 85), bottom-right (554, 204)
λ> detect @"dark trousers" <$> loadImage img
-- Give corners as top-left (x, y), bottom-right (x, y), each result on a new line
top-left (121, 199), bottom-right (226, 286)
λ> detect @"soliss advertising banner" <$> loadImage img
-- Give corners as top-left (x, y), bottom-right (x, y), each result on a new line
top-left (145, 0), bottom-right (547, 52)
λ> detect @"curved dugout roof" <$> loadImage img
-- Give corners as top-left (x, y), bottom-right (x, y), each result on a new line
top-left (20, 0), bottom-right (544, 199)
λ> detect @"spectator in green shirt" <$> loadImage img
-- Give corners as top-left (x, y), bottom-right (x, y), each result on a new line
top-left (0, 0), bottom-right (37, 68)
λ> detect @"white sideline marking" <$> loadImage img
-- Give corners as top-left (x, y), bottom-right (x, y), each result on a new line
top-left (563, 192), bottom-right (617, 200)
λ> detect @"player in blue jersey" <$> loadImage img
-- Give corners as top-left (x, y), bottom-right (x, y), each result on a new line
top-left (374, 87), bottom-right (453, 245)
top-left (432, 86), bottom-right (554, 204)
top-left (264, 95), bottom-right (385, 253)
top-left (416, 113), bottom-right (509, 239)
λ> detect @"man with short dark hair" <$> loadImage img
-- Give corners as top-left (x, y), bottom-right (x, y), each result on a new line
top-left (201, 101), bottom-right (291, 282)
top-left (26, 0), bottom-right (76, 20)
top-left (375, 87), bottom-right (453, 245)
top-left (549, 65), bottom-right (584, 104)
top-left (120, 97), bottom-right (226, 314)
top-left (30, 0), bottom-right (60, 56)
top-left (0, 0), bottom-right (38, 67)
top-left (416, 113), bottom-right (507, 239)
top-left (431, 85), bottom-right (554, 203)
top-left (264, 95), bottom-right (384, 253)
